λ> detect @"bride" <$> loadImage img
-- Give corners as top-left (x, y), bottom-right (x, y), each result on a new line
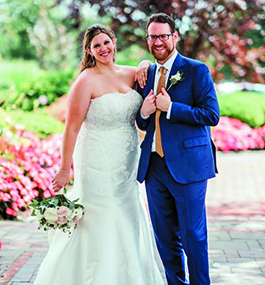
top-left (34, 24), bottom-right (166, 285)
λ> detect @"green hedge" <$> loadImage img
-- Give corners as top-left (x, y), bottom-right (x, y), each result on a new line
top-left (0, 109), bottom-right (64, 139)
top-left (1, 70), bottom-right (74, 111)
top-left (218, 91), bottom-right (265, 128)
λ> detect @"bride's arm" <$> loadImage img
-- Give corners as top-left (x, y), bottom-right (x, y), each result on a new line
top-left (51, 72), bottom-right (93, 192)
top-left (120, 60), bottom-right (153, 90)
top-left (134, 60), bottom-right (153, 88)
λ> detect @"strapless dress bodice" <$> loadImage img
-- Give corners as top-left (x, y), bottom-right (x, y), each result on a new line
top-left (84, 90), bottom-right (143, 132)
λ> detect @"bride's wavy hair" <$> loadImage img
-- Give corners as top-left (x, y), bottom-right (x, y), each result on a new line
top-left (78, 24), bottom-right (116, 74)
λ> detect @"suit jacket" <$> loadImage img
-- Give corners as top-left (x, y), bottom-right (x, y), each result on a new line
top-left (136, 53), bottom-right (220, 184)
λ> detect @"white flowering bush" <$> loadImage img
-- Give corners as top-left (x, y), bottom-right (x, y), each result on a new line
top-left (30, 188), bottom-right (84, 236)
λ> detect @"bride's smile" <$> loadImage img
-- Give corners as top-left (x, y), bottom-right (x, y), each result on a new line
top-left (89, 33), bottom-right (116, 64)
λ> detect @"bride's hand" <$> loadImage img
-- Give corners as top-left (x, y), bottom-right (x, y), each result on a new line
top-left (134, 60), bottom-right (153, 88)
top-left (51, 171), bottom-right (70, 192)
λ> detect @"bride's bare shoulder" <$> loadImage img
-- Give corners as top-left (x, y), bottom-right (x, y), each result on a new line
top-left (116, 65), bottom-right (136, 79)
top-left (77, 68), bottom-right (97, 82)
top-left (117, 64), bottom-right (136, 72)
top-left (68, 68), bottom-right (97, 98)
top-left (72, 68), bottom-right (97, 88)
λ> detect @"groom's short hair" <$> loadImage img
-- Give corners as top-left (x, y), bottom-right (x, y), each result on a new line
top-left (147, 13), bottom-right (176, 33)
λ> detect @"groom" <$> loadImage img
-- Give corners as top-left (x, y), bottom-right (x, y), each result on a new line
top-left (136, 13), bottom-right (220, 285)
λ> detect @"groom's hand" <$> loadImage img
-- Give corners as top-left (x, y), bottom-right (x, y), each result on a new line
top-left (141, 90), bottom-right (156, 117)
top-left (156, 87), bottom-right (171, 112)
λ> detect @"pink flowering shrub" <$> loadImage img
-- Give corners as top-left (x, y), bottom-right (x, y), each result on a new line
top-left (0, 128), bottom-right (72, 219)
top-left (212, 117), bottom-right (265, 152)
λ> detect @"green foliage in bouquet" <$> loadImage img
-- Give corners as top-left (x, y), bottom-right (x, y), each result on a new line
top-left (1, 70), bottom-right (74, 111)
top-left (0, 109), bottom-right (64, 139)
top-left (30, 188), bottom-right (84, 236)
top-left (218, 91), bottom-right (265, 128)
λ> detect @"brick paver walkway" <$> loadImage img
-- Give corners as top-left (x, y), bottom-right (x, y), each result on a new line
top-left (1, 150), bottom-right (265, 284)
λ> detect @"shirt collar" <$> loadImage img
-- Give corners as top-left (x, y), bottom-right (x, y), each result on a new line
top-left (156, 50), bottom-right (178, 74)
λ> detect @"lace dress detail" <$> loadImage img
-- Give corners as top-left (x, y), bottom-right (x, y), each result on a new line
top-left (34, 90), bottom-right (165, 285)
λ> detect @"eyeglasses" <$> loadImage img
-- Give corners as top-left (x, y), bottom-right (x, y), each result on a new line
top-left (146, 34), bottom-right (173, 42)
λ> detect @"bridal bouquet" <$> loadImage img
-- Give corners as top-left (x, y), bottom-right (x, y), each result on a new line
top-left (30, 188), bottom-right (84, 236)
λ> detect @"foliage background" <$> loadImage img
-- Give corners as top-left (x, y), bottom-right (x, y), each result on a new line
top-left (1, 0), bottom-right (265, 81)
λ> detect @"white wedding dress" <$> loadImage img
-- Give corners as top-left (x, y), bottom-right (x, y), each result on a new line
top-left (34, 90), bottom-right (166, 285)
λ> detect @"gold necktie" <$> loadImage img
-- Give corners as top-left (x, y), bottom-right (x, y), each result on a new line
top-left (155, 66), bottom-right (167, 157)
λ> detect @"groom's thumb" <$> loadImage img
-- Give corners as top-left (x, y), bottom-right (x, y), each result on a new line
top-left (147, 89), bottom-right (154, 97)
top-left (161, 87), bottom-right (169, 96)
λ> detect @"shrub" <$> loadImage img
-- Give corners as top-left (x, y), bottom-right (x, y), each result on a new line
top-left (218, 91), bottom-right (265, 128)
top-left (1, 70), bottom-right (74, 111)
top-left (45, 94), bottom-right (68, 122)
top-left (0, 109), bottom-right (64, 139)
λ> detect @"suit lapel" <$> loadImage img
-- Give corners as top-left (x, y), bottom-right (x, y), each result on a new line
top-left (166, 53), bottom-right (185, 94)
top-left (146, 64), bottom-right (156, 95)
top-left (146, 54), bottom-right (184, 95)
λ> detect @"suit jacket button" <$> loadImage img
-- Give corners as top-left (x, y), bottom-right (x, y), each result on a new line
top-left (149, 145), bottom-right (152, 149)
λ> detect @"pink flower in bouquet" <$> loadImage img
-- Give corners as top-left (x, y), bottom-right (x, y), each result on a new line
top-left (57, 216), bottom-right (68, 225)
top-left (73, 215), bottom-right (79, 224)
top-left (57, 206), bottom-right (70, 217)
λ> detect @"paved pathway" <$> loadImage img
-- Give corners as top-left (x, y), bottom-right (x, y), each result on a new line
top-left (0, 151), bottom-right (265, 284)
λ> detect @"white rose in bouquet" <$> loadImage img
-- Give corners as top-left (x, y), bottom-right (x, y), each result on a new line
top-left (30, 188), bottom-right (85, 237)
top-left (44, 208), bottom-right (58, 223)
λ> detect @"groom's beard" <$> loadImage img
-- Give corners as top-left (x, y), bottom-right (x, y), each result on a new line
top-left (150, 43), bottom-right (174, 62)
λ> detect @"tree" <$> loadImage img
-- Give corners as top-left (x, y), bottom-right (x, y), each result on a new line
top-left (57, 0), bottom-right (265, 83)
top-left (0, 0), bottom-right (79, 69)
top-left (28, 9), bottom-right (75, 69)
top-left (0, 0), bottom-right (41, 59)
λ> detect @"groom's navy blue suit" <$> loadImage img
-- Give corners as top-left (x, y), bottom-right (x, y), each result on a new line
top-left (136, 53), bottom-right (220, 285)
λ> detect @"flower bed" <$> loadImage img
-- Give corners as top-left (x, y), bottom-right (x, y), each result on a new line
top-left (212, 117), bottom-right (265, 152)
top-left (1, 116), bottom-right (265, 219)
top-left (0, 128), bottom-right (64, 219)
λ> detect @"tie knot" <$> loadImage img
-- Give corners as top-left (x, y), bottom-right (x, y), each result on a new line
top-left (159, 66), bottom-right (167, 75)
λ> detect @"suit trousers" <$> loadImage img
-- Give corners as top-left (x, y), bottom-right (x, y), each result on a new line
top-left (145, 152), bottom-right (210, 285)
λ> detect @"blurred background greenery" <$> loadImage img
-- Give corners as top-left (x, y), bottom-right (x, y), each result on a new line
top-left (0, 0), bottom-right (265, 134)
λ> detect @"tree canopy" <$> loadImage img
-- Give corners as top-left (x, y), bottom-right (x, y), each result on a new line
top-left (1, 0), bottom-right (264, 82)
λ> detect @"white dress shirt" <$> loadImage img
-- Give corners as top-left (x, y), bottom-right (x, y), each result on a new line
top-left (141, 50), bottom-right (178, 152)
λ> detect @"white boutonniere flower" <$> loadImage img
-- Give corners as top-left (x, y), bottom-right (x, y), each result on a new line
top-left (167, 71), bottom-right (184, 91)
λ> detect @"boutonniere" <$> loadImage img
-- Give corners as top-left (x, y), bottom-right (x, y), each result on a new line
top-left (167, 71), bottom-right (184, 91)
